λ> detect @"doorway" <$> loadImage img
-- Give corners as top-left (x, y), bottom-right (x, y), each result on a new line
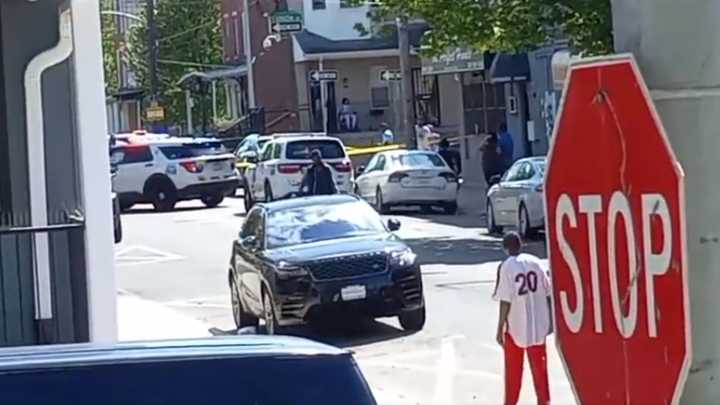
top-left (309, 81), bottom-right (338, 133)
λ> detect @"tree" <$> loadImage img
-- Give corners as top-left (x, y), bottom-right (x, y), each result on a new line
top-left (126, 0), bottom-right (224, 128)
top-left (100, 0), bottom-right (119, 95)
top-left (356, 0), bottom-right (612, 56)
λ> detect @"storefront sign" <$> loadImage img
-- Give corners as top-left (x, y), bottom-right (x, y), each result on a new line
top-left (421, 48), bottom-right (485, 75)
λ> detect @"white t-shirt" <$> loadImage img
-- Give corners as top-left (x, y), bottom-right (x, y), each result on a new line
top-left (493, 254), bottom-right (552, 348)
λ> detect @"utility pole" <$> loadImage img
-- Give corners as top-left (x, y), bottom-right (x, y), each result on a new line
top-left (242, 0), bottom-right (256, 108)
top-left (145, 0), bottom-right (159, 101)
top-left (397, 16), bottom-right (415, 148)
top-left (610, 1), bottom-right (720, 403)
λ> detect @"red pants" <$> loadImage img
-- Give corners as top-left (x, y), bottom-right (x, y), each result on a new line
top-left (503, 333), bottom-right (550, 405)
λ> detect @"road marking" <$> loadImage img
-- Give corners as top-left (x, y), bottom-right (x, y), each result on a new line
top-left (115, 245), bottom-right (184, 267)
top-left (433, 335), bottom-right (463, 403)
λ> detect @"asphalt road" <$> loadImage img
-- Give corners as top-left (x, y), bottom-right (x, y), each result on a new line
top-left (115, 195), bottom-right (575, 404)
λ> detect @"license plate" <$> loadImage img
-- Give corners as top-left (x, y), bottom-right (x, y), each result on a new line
top-left (341, 285), bottom-right (366, 301)
top-left (416, 179), bottom-right (431, 185)
top-left (211, 162), bottom-right (225, 171)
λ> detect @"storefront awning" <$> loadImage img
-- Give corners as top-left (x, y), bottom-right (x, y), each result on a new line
top-left (489, 53), bottom-right (530, 82)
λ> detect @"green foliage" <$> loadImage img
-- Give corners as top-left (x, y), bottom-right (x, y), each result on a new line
top-left (125, 0), bottom-right (224, 127)
top-left (352, 0), bottom-right (612, 55)
top-left (100, 0), bottom-right (119, 94)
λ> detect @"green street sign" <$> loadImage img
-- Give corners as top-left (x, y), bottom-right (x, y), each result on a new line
top-left (272, 10), bottom-right (303, 33)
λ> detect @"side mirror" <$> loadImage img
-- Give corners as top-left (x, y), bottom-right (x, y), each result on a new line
top-left (358, 165), bottom-right (366, 174)
top-left (245, 153), bottom-right (258, 164)
top-left (241, 235), bottom-right (259, 251)
top-left (387, 218), bottom-right (401, 232)
top-left (489, 174), bottom-right (502, 186)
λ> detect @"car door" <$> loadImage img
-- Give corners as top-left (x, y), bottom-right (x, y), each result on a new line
top-left (367, 154), bottom-right (388, 202)
top-left (235, 207), bottom-right (265, 315)
top-left (502, 162), bottom-right (535, 224)
top-left (111, 145), bottom-right (155, 194)
top-left (356, 154), bottom-right (380, 200)
top-left (253, 143), bottom-right (275, 200)
top-left (493, 162), bottom-right (522, 225)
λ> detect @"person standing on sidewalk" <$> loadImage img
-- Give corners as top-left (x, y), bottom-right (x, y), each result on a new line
top-left (493, 232), bottom-right (552, 405)
top-left (498, 122), bottom-right (515, 170)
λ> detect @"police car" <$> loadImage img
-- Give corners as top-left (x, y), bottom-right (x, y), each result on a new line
top-left (243, 134), bottom-right (353, 209)
top-left (110, 135), bottom-right (238, 212)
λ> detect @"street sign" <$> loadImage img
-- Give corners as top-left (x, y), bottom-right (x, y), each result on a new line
top-left (545, 55), bottom-right (690, 405)
top-left (271, 10), bottom-right (303, 33)
top-left (379, 70), bottom-right (402, 81)
top-left (146, 105), bottom-right (165, 121)
top-left (309, 70), bottom-right (338, 82)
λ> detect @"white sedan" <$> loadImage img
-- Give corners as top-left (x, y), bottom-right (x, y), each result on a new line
top-left (486, 156), bottom-right (546, 238)
top-left (355, 150), bottom-right (460, 215)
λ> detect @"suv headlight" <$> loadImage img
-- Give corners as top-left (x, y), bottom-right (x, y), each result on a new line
top-left (389, 249), bottom-right (417, 268)
top-left (277, 260), bottom-right (308, 277)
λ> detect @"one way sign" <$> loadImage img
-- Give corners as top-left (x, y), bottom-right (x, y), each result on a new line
top-left (309, 70), bottom-right (338, 82)
top-left (380, 70), bottom-right (402, 81)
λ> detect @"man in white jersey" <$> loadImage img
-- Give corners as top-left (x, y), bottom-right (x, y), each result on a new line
top-left (494, 232), bottom-right (552, 405)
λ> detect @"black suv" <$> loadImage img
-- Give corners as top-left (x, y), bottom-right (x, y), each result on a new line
top-left (228, 194), bottom-right (425, 334)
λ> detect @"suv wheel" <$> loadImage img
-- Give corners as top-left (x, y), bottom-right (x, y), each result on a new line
top-left (264, 182), bottom-right (274, 202)
top-left (201, 193), bottom-right (224, 208)
top-left (149, 182), bottom-right (177, 212)
top-left (375, 188), bottom-right (389, 214)
top-left (262, 290), bottom-right (278, 335)
top-left (230, 277), bottom-right (258, 329)
top-left (518, 203), bottom-right (534, 239)
top-left (443, 202), bottom-right (458, 215)
top-left (399, 306), bottom-right (426, 331)
top-left (487, 200), bottom-right (502, 235)
top-left (244, 185), bottom-right (255, 211)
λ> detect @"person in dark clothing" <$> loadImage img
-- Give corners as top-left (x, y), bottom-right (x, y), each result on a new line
top-left (498, 122), bottom-right (515, 171)
top-left (300, 149), bottom-right (338, 196)
top-left (480, 133), bottom-right (505, 186)
top-left (438, 138), bottom-right (462, 175)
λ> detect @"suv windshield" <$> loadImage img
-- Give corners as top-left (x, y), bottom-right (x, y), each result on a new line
top-left (394, 153), bottom-right (446, 168)
top-left (286, 140), bottom-right (345, 160)
top-left (160, 142), bottom-right (226, 160)
top-left (267, 202), bottom-right (385, 248)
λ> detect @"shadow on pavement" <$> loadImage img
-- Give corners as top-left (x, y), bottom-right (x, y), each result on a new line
top-left (123, 205), bottom-right (221, 215)
top-left (209, 318), bottom-right (413, 349)
top-left (404, 236), bottom-right (547, 266)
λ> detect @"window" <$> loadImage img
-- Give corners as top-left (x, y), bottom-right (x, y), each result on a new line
top-left (272, 143), bottom-right (282, 159)
top-left (502, 162), bottom-right (523, 182)
top-left (260, 143), bottom-right (274, 161)
top-left (241, 208), bottom-right (263, 239)
top-left (394, 153), bottom-right (446, 168)
top-left (368, 155), bottom-right (386, 172)
top-left (312, 0), bottom-right (326, 10)
top-left (370, 87), bottom-right (390, 109)
top-left (267, 202), bottom-right (386, 249)
top-left (340, 0), bottom-right (360, 8)
top-left (285, 140), bottom-right (345, 160)
top-left (112, 146), bottom-right (152, 164)
top-left (159, 142), bottom-right (225, 160)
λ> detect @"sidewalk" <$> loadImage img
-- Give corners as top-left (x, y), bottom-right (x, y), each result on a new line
top-left (116, 291), bottom-right (212, 341)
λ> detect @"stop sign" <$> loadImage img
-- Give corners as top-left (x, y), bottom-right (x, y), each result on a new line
top-left (545, 56), bottom-right (691, 404)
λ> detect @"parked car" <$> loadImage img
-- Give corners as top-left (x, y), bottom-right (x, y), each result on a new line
top-left (243, 134), bottom-right (354, 209)
top-left (0, 337), bottom-right (377, 405)
top-left (110, 138), bottom-right (238, 212)
top-left (355, 150), bottom-right (459, 215)
top-left (228, 194), bottom-right (425, 334)
top-left (486, 156), bottom-right (546, 238)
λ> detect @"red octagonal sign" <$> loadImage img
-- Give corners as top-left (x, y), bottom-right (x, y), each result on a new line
top-left (545, 55), bottom-right (691, 404)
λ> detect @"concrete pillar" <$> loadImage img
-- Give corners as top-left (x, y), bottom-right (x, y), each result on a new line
top-left (611, 1), bottom-right (720, 402)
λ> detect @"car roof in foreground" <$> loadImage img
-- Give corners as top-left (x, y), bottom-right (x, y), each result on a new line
top-left (0, 336), bottom-right (347, 372)
top-left (260, 194), bottom-right (361, 213)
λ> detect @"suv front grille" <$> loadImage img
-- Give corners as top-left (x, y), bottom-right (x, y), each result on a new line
top-left (305, 252), bottom-right (388, 281)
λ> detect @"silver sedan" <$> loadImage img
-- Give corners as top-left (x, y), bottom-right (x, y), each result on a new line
top-left (486, 157), bottom-right (546, 238)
